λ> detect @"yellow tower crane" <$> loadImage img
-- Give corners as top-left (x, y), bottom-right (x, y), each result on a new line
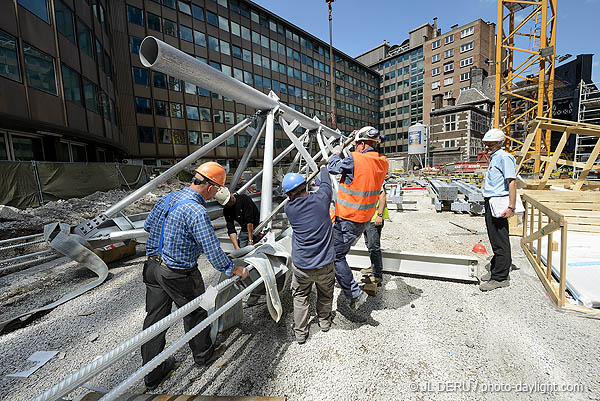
top-left (493, 0), bottom-right (557, 175)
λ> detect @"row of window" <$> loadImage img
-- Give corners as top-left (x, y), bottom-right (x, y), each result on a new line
top-left (431, 56), bottom-right (474, 77)
top-left (376, 47), bottom-right (424, 71)
top-left (431, 26), bottom-right (474, 50)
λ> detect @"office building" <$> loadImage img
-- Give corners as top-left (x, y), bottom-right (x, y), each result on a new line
top-left (0, 0), bottom-right (379, 167)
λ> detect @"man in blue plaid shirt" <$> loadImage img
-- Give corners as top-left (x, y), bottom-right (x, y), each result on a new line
top-left (141, 162), bottom-right (249, 390)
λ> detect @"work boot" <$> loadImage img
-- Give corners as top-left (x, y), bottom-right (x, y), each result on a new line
top-left (350, 291), bottom-right (369, 310)
top-left (145, 356), bottom-right (177, 391)
top-left (360, 267), bottom-right (372, 275)
top-left (319, 319), bottom-right (332, 332)
top-left (479, 279), bottom-right (510, 292)
top-left (361, 275), bottom-right (383, 287)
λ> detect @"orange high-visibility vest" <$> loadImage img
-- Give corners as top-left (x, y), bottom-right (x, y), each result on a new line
top-left (335, 151), bottom-right (389, 223)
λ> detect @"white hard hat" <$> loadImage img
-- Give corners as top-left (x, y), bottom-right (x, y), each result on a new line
top-left (482, 128), bottom-right (505, 142)
top-left (214, 186), bottom-right (231, 206)
top-left (354, 126), bottom-right (381, 143)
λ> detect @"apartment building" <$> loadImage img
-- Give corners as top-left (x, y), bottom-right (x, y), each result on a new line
top-left (423, 19), bottom-right (496, 126)
top-left (0, 0), bottom-right (379, 167)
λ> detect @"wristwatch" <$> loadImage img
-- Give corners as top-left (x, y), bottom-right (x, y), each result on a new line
top-left (377, 212), bottom-right (383, 217)
top-left (508, 206), bottom-right (515, 211)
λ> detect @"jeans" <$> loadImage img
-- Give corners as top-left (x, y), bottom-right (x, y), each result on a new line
top-left (363, 221), bottom-right (384, 279)
top-left (141, 258), bottom-right (213, 385)
top-left (484, 198), bottom-right (511, 281)
top-left (333, 218), bottom-right (366, 300)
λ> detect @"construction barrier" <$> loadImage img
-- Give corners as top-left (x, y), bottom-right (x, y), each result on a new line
top-left (0, 162), bottom-right (151, 209)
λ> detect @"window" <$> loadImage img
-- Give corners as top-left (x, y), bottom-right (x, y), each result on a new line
top-left (199, 107), bottom-right (211, 121)
top-left (444, 139), bottom-right (456, 148)
top-left (173, 129), bottom-right (186, 145)
top-left (162, 0), bottom-right (176, 9)
top-left (242, 49), bottom-right (251, 62)
top-left (218, 16), bottom-right (229, 32)
top-left (431, 67), bottom-right (440, 76)
top-left (127, 5), bottom-right (143, 26)
top-left (192, 4), bottom-right (204, 20)
top-left (231, 22), bottom-right (240, 36)
top-left (186, 105), bottom-right (199, 120)
top-left (164, 19), bottom-right (177, 37)
top-left (461, 26), bottom-right (474, 38)
top-left (148, 13), bottom-right (161, 31)
top-left (220, 40), bottom-right (230, 55)
top-left (18, 0), bottom-right (49, 22)
top-left (153, 71), bottom-right (166, 88)
top-left (0, 30), bottom-right (21, 82)
top-left (224, 111), bottom-right (234, 124)
top-left (135, 97), bottom-right (152, 114)
top-left (460, 72), bottom-right (470, 82)
top-left (460, 57), bottom-right (473, 67)
top-left (432, 80), bottom-right (440, 90)
top-left (194, 30), bottom-right (206, 47)
top-left (432, 40), bottom-right (440, 50)
top-left (444, 114), bottom-right (456, 131)
top-left (202, 132), bottom-right (212, 145)
top-left (206, 11), bottom-right (218, 27)
top-left (180, 25), bottom-right (193, 42)
top-left (241, 26), bottom-right (251, 41)
top-left (444, 34), bottom-right (454, 44)
top-left (61, 64), bottom-right (81, 105)
top-left (178, 1), bottom-right (191, 15)
top-left (444, 77), bottom-right (453, 86)
top-left (460, 86), bottom-right (470, 92)
top-left (460, 41), bottom-right (473, 53)
top-left (55, 1), bottom-right (75, 43)
top-left (169, 76), bottom-right (181, 91)
top-left (23, 43), bottom-right (56, 95)
top-left (251, 31), bottom-right (260, 45)
top-left (95, 39), bottom-right (103, 72)
top-left (158, 128), bottom-right (171, 144)
top-left (129, 36), bottom-right (142, 54)
top-left (185, 81), bottom-right (196, 94)
top-left (232, 45), bottom-right (242, 59)
top-left (444, 62), bottom-right (454, 73)
top-left (207, 35), bottom-right (219, 52)
top-left (217, 0), bottom-right (227, 7)
top-left (243, 70), bottom-right (252, 85)
top-left (213, 109), bottom-right (224, 123)
top-left (76, 20), bottom-right (92, 57)
top-left (189, 131), bottom-right (201, 145)
top-left (432, 53), bottom-right (440, 63)
top-left (444, 49), bottom-right (454, 58)
top-left (152, 100), bottom-right (166, 116)
top-left (83, 79), bottom-right (97, 112)
top-left (12, 135), bottom-right (44, 160)
top-left (170, 102), bottom-right (183, 118)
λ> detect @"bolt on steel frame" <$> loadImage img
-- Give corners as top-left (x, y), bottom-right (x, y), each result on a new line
top-left (494, 0), bottom-right (557, 175)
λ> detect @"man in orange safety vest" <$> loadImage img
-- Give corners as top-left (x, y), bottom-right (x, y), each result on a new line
top-left (327, 126), bottom-right (388, 310)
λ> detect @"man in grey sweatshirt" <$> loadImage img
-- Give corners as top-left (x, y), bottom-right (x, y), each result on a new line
top-left (283, 167), bottom-right (335, 344)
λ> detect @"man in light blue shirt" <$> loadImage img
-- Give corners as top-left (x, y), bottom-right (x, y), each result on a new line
top-left (480, 128), bottom-right (517, 292)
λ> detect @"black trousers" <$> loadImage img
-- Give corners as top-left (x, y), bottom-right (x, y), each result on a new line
top-left (141, 258), bottom-right (213, 384)
top-left (484, 198), bottom-right (511, 281)
top-left (363, 221), bottom-right (384, 279)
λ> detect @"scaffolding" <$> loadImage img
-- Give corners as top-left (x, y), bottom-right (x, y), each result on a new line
top-left (494, 0), bottom-right (557, 175)
top-left (576, 80), bottom-right (600, 178)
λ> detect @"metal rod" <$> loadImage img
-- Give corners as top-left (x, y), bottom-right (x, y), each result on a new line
top-left (0, 239), bottom-right (46, 252)
top-left (229, 119), bottom-right (265, 191)
top-left (0, 249), bottom-right (54, 265)
top-left (260, 106), bottom-right (276, 224)
top-left (101, 117), bottom-right (255, 220)
top-left (31, 274), bottom-right (246, 401)
top-left (99, 277), bottom-right (264, 401)
top-left (0, 233), bottom-right (44, 245)
top-left (280, 117), bottom-right (318, 172)
top-left (0, 254), bottom-right (60, 275)
top-left (139, 36), bottom-right (340, 139)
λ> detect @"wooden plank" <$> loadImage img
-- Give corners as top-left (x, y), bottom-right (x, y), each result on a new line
top-left (564, 216), bottom-right (600, 225)
top-left (538, 127), bottom-right (573, 189)
top-left (559, 226), bottom-right (567, 308)
top-left (520, 221), bottom-right (561, 246)
top-left (520, 193), bottom-right (566, 223)
top-left (531, 154), bottom-right (600, 171)
top-left (550, 203), bottom-right (600, 211)
top-left (538, 122), bottom-right (600, 136)
top-left (516, 128), bottom-right (538, 172)
top-left (574, 138), bottom-right (600, 191)
top-left (566, 224), bottom-right (600, 233)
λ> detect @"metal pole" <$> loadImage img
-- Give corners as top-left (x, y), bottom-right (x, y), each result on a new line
top-left (229, 118), bottom-right (266, 191)
top-left (326, 0), bottom-right (336, 128)
top-left (260, 104), bottom-right (276, 225)
top-left (100, 117), bottom-right (254, 221)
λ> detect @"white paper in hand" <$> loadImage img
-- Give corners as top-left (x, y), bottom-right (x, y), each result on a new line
top-left (489, 195), bottom-right (524, 218)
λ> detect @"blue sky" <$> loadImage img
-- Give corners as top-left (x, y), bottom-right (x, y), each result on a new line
top-left (252, 0), bottom-right (600, 82)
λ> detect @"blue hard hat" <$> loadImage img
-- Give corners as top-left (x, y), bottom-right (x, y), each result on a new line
top-left (282, 173), bottom-right (306, 193)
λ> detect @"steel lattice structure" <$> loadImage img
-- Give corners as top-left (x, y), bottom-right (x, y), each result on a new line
top-left (493, 0), bottom-right (557, 174)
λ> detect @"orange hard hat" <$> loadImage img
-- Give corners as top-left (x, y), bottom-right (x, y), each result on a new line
top-left (195, 162), bottom-right (226, 186)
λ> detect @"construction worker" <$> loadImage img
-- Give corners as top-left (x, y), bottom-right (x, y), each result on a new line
top-left (283, 167), bottom-right (335, 344)
top-left (214, 187), bottom-right (261, 249)
top-left (327, 126), bottom-right (389, 309)
top-left (480, 128), bottom-right (516, 291)
top-left (142, 162), bottom-right (249, 390)
top-left (361, 188), bottom-right (388, 288)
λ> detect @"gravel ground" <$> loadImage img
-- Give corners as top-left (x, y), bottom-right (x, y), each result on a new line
top-left (1, 190), bottom-right (599, 401)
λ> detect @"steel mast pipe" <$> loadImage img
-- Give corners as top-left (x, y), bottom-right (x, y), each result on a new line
top-left (139, 36), bottom-right (341, 139)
